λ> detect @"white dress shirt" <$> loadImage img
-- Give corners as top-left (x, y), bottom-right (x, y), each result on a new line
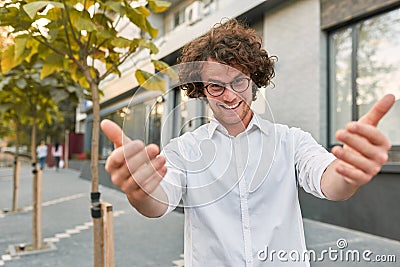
top-left (160, 114), bottom-right (336, 267)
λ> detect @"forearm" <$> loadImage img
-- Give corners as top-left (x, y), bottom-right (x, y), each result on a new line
top-left (320, 159), bottom-right (360, 201)
top-left (127, 185), bottom-right (169, 218)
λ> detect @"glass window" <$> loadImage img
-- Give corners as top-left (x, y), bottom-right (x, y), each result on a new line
top-left (172, 8), bottom-right (185, 28)
top-left (329, 27), bottom-right (352, 145)
top-left (329, 8), bottom-right (400, 163)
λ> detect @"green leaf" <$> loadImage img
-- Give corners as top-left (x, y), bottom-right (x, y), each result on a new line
top-left (125, 7), bottom-right (145, 28)
top-left (137, 39), bottom-right (158, 54)
top-left (43, 5), bottom-right (63, 21)
top-left (96, 29), bottom-right (114, 40)
top-left (104, 1), bottom-right (126, 16)
top-left (73, 18), bottom-right (98, 32)
top-left (23, 1), bottom-right (64, 20)
top-left (14, 36), bottom-right (29, 61)
top-left (111, 37), bottom-right (132, 48)
top-left (148, 0), bottom-right (171, 13)
top-left (135, 69), bottom-right (166, 92)
top-left (145, 20), bottom-right (158, 38)
top-left (40, 53), bottom-right (64, 79)
top-left (0, 6), bottom-right (20, 27)
top-left (135, 6), bottom-right (151, 17)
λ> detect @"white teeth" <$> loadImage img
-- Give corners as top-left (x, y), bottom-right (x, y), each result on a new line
top-left (223, 101), bottom-right (241, 109)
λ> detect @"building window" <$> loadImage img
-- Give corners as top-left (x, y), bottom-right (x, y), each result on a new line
top-left (329, 8), bottom-right (400, 163)
top-left (171, 7), bottom-right (186, 30)
top-left (97, 96), bottom-right (164, 160)
top-left (166, 1), bottom-right (218, 33)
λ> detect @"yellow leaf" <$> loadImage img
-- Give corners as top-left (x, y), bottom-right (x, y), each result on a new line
top-left (135, 69), bottom-right (166, 92)
top-left (40, 63), bottom-right (58, 79)
top-left (1, 46), bottom-right (16, 74)
top-left (152, 60), bottom-right (178, 81)
top-left (148, 0), bottom-right (171, 13)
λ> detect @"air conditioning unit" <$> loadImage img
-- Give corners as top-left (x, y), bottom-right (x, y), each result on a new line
top-left (185, 1), bottom-right (203, 25)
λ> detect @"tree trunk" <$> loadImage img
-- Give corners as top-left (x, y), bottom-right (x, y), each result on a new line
top-left (12, 120), bottom-right (20, 211)
top-left (31, 115), bottom-right (42, 250)
top-left (12, 159), bottom-right (20, 211)
top-left (90, 81), bottom-right (104, 267)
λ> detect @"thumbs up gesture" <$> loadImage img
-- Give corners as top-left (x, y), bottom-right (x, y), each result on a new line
top-left (322, 94), bottom-right (395, 200)
top-left (100, 119), bottom-right (168, 217)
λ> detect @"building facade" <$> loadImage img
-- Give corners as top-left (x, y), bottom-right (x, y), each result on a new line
top-left (79, 0), bottom-right (400, 240)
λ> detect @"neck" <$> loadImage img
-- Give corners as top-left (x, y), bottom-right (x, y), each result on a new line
top-left (225, 111), bottom-right (254, 137)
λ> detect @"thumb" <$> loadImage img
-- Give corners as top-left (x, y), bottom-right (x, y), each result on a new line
top-left (100, 119), bottom-right (131, 148)
top-left (358, 94), bottom-right (395, 126)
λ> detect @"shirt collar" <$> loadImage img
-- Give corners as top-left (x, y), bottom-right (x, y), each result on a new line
top-left (207, 113), bottom-right (270, 138)
top-left (247, 113), bottom-right (270, 136)
top-left (208, 117), bottom-right (224, 138)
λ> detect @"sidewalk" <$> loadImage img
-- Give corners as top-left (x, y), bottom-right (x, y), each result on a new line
top-left (0, 161), bottom-right (399, 266)
top-left (0, 163), bottom-right (184, 267)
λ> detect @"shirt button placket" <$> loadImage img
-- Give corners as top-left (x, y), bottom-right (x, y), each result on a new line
top-left (235, 137), bottom-right (253, 267)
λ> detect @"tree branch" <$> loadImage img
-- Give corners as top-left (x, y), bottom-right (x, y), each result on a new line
top-left (60, 11), bottom-right (74, 59)
top-left (30, 34), bottom-right (83, 70)
top-left (62, 0), bottom-right (85, 55)
top-left (98, 48), bottom-right (139, 81)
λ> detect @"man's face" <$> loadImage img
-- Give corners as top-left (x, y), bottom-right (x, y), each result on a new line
top-left (201, 60), bottom-right (253, 132)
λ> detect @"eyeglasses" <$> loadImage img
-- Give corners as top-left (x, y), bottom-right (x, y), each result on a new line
top-left (204, 77), bottom-right (251, 97)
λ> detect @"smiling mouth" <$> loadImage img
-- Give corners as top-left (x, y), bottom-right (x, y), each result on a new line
top-left (220, 101), bottom-right (242, 110)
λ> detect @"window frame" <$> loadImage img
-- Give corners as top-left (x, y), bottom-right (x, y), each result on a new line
top-left (327, 7), bottom-right (400, 167)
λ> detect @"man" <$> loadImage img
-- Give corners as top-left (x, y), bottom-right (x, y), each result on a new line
top-left (101, 19), bottom-right (394, 266)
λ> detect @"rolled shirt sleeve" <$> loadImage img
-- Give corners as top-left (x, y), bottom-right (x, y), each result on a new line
top-left (293, 128), bottom-right (336, 199)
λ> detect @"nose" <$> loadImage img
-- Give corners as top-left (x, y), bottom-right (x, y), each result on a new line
top-left (221, 87), bottom-right (237, 102)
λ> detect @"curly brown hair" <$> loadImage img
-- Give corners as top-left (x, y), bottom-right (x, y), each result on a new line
top-left (177, 18), bottom-right (276, 100)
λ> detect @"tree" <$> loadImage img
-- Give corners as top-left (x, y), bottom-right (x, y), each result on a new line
top-left (0, 0), bottom-right (170, 264)
top-left (0, 58), bottom-right (83, 249)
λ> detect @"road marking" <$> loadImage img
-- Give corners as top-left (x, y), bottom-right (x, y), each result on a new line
top-left (1, 255), bottom-right (11, 261)
top-left (1, 208), bottom-right (127, 266)
top-left (55, 233), bottom-right (71, 239)
top-left (1, 193), bottom-right (86, 218)
top-left (172, 254), bottom-right (185, 266)
top-left (43, 237), bottom-right (59, 243)
top-left (66, 229), bottom-right (80, 235)
top-left (75, 225), bottom-right (90, 231)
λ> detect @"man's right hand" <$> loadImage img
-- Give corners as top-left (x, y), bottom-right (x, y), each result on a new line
top-left (100, 119), bottom-right (168, 217)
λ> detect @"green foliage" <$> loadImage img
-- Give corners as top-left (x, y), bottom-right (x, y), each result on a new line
top-left (0, 59), bottom-right (83, 139)
top-left (0, 0), bottom-right (171, 192)
top-left (0, 0), bottom-right (171, 92)
top-left (0, 115), bottom-right (14, 138)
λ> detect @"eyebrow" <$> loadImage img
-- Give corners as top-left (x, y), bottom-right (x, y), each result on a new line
top-left (206, 73), bottom-right (245, 83)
